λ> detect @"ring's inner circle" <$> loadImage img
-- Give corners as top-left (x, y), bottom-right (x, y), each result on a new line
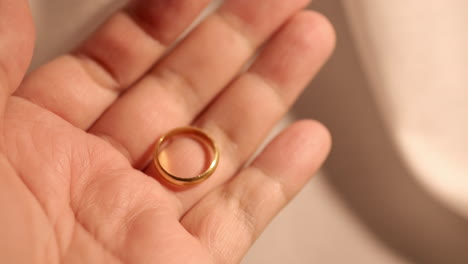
top-left (157, 133), bottom-right (215, 180)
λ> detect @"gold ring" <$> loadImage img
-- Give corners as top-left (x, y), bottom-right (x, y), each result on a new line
top-left (153, 126), bottom-right (220, 186)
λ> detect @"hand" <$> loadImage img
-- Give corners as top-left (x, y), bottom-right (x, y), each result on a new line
top-left (0, 0), bottom-right (334, 263)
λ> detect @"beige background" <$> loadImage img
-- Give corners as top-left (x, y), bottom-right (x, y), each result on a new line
top-left (246, 1), bottom-right (468, 263)
top-left (29, 0), bottom-right (468, 263)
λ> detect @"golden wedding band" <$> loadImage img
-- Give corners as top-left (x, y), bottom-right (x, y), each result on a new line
top-left (153, 127), bottom-right (219, 186)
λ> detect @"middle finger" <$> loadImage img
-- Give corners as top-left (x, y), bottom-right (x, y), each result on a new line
top-left (89, 0), bottom-right (310, 168)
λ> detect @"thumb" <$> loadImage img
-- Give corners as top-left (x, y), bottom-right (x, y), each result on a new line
top-left (0, 0), bottom-right (35, 111)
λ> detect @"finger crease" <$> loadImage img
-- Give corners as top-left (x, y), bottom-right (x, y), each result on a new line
top-left (72, 53), bottom-right (121, 93)
top-left (198, 119), bottom-right (242, 168)
top-left (246, 71), bottom-right (288, 110)
top-left (249, 166), bottom-right (289, 204)
top-left (152, 65), bottom-right (203, 114)
top-left (125, 9), bottom-right (170, 47)
top-left (216, 12), bottom-right (256, 52)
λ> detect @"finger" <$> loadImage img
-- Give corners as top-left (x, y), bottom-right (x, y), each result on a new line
top-left (181, 121), bottom-right (331, 263)
top-left (148, 11), bottom-right (336, 211)
top-left (14, 0), bottom-right (211, 129)
top-left (0, 0), bottom-right (34, 91)
top-left (90, 0), bottom-right (311, 168)
top-left (0, 1), bottom-right (34, 115)
top-left (0, 0), bottom-right (34, 150)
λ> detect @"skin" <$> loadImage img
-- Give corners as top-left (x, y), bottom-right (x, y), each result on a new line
top-left (0, 0), bottom-right (335, 263)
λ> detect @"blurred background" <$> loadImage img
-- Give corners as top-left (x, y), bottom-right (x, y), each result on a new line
top-left (245, 1), bottom-right (468, 263)
top-left (30, 0), bottom-right (468, 263)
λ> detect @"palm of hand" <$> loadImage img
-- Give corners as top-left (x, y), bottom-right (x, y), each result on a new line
top-left (5, 94), bottom-right (211, 263)
top-left (0, 1), bottom-right (334, 263)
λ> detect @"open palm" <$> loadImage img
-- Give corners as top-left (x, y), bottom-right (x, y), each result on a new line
top-left (0, 0), bottom-right (334, 263)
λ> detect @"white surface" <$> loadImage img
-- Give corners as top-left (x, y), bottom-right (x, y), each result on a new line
top-left (243, 175), bottom-right (407, 264)
top-left (342, 0), bottom-right (468, 218)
